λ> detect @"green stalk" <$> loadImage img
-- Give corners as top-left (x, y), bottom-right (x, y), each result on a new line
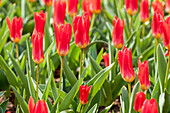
top-left (156, 39), bottom-right (159, 47)
top-left (129, 16), bottom-right (133, 36)
top-left (165, 50), bottom-right (170, 90)
top-left (16, 43), bottom-right (19, 63)
top-left (36, 64), bottom-right (39, 101)
top-left (79, 49), bottom-right (84, 79)
top-left (142, 23), bottom-right (145, 45)
top-left (58, 57), bottom-right (64, 95)
top-left (45, 6), bottom-right (51, 50)
top-left (128, 83), bottom-right (131, 104)
top-left (90, 13), bottom-right (96, 29)
top-left (79, 104), bottom-right (83, 113)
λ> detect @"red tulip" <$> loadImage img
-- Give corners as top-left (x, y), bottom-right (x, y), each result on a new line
top-left (89, 0), bottom-right (101, 14)
top-left (139, 0), bottom-right (149, 23)
top-left (112, 16), bottom-right (124, 49)
top-left (6, 16), bottom-right (23, 43)
top-left (102, 53), bottom-right (109, 67)
top-left (68, 0), bottom-right (78, 16)
top-left (29, 0), bottom-right (37, 2)
top-left (124, 0), bottom-right (138, 16)
top-left (82, 0), bottom-right (92, 18)
top-left (138, 59), bottom-right (150, 90)
top-left (162, 16), bottom-right (170, 50)
top-left (53, 0), bottom-right (66, 25)
top-left (73, 13), bottom-right (90, 49)
top-left (32, 11), bottom-right (46, 64)
top-left (43, 0), bottom-right (52, 7)
top-left (79, 84), bottom-right (92, 105)
top-left (6, 111), bottom-right (11, 113)
top-left (151, 11), bottom-right (164, 39)
top-left (134, 91), bottom-right (145, 112)
top-left (28, 96), bottom-right (48, 113)
top-left (54, 23), bottom-right (72, 56)
top-left (152, 0), bottom-right (164, 16)
top-left (165, 0), bottom-right (170, 13)
top-left (118, 46), bottom-right (135, 82)
top-left (141, 98), bottom-right (158, 113)
top-left (165, 50), bottom-right (169, 56)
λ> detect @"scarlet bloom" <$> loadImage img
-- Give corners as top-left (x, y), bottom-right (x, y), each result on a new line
top-left (165, 0), bottom-right (170, 13)
top-left (141, 98), bottom-right (158, 113)
top-left (43, 0), bottom-right (52, 7)
top-left (28, 96), bottom-right (48, 113)
top-left (79, 84), bottom-right (92, 105)
top-left (73, 13), bottom-right (90, 49)
top-left (138, 59), bottom-right (150, 90)
top-left (54, 23), bottom-right (72, 56)
top-left (124, 0), bottom-right (138, 16)
top-left (118, 46), bottom-right (135, 82)
top-left (68, 0), bottom-right (78, 16)
top-left (165, 51), bottom-right (169, 56)
top-left (53, 0), bottom-right (66, 25)
top-left (32, 11), bottom-right (46, 64)
top-left (152, 0), bottom-right (164, 16)
top-left (112, 16), bottom-right (124, 49)
top-left (134, 91), bottom-right (146, 112)
top-left (6, 16), bottom-right (23, 43)
top-left (139, 0), bottom-right (149, 23)
top-left (6, 111), bottom-right (11, 113)
top-left (82, 0), bottom-right (92, 18)
top-left (89, 0), bottom-right (101, 14)
top-left (102, 53), bottom-right (109, 67)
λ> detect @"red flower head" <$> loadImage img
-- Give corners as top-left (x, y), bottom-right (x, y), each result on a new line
top-left (151, 11), bottom-right (164, 39)
top-left (6, 16), bottom-right (23, 43)
top-left (29, 0), bottom-right (37, 2)
top-left (43, 0), bottom-right (52, 7)
top-left (32, 11), bottom-right (46, 64)
top-left (165, 50), bottom-right (169, 56)
top-left (54, 23), bottom-right (72, 56)
top-left (82, 0), bottom-right (92, 18)
top-left (53, 0), bottom-right (66, 25)
top-left (79, 84), bottom-right (92, 105)
top-left (102, 53), bottom-right (109, 67)
top-left (152, 0), bottom-right (164, 16)
top-left (89, 0), bottom-right (102, 14)
top-left (134, 91), bottom-right (146, 112)
top-left (118, 46), bottom-right (135, 82)
top-left (165, 0), bottom-right (170, 13)
top-left (141, 98), bottom-right (158, 113)
top-left (162, 16), bottom-right (170, 50)
top-left (139, 0), bottom-right (149, 23)
top-left (112, 16), bottom-right (124, 49)
top-left (28, 96), bottom-right (48, 113)
top-left (6, 111), bottom-right (11, 113)
top-left (73, 13), bottom-right (90, 49)
top-left (138, 59), bottom-right (150, 90)
top-left (124, 0), bottom-right (138, 16)
top-left (68, 0), bottom-right (78, 16)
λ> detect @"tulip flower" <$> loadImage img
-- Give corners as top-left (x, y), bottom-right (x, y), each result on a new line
top-left (152, 0), bottom-right (164, 16)
top-left (54, 23), bottom-right (72, 56)
top-left (79, 84), bottom-right (92, 105)
top-left (141, 98), bottom-right (158, 113)
top-left (89, 0), bottom-right (101, 14)
top-left (6, 16), bottom-right (23, 43)
top-left (82, 0), bottom-right (92, 18)
top-left (43, 0), bottom-right (52, 7)
top-left (165, 51), bottom-right (169, 56)
top-left (73, 13), bottom-right (90, 49)
top-left (134, 91), bottom-right (145, 112)
top-left (53, 0), bottom-right (66, 25)
top-left (165, 0), bottom-right (170, 13)
top-left (68, 0), bottom-right (78, 16)
top-left (6, 111), bottom-right (11, 113)
top-left (138, 59), bottom-right (150, 90)
top-left (28, 96), bottom-right (48, 113)
top-left (112, 16), bottom-right (124, 49)
top-left (29, 0), bottom-right (37, 2)
top-left (102, 53), bottom-right (109, 67)
top-left (124, 0), bottom-right (138, 16)
top-left (139, 0), bottom-right (149, 23)
top-left (118, 46), bottom-right (135, 83)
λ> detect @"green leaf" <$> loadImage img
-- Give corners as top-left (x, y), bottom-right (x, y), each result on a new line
top-left (0, 99), bottom-right (9, 113)
top-left (159, 93), bottom-right (165, 113)
top-left (151, 79), bottom-right (160, 98)
top-left (89, 54), bottom-right (102, 73)
top-left (87, 104), bottom-right (98, 113)
top-left (99, 102), bottom-right (114, 113)
top-left (0, 30), bottom-right (8, 53)
top-left (163, 90), bottom-right (170, 113)
top-left (120, 86), bottom-right (129, 113)
top-left (96, 48), bottom-right (104, 64)
top-left (0, 92), bottom-right (4, 97)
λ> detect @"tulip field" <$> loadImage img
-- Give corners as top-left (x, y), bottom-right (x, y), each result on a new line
top-left (0, 0), bottom-right (170, 112)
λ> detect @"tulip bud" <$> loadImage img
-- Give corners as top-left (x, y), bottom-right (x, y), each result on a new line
top-left (125, 0), bottom-right (138, 16)
top-left (138, 59), bottom-right (150, 90)
top-left (82, 0), bottom-right (92, 18)
top-left (28, 96), bottom-right (48, 113)
top-left (54, 23), bottom-right (72, 56)
top-left (73, 13), bottom-right (90, 49)
top-left (68, 0), bottom-right (78, 16)
top-left (53, 0), bottom-right (66, 25)
top-left (102, 53), bottom-right (109, 67)
top-left (141, 98), bottom-right (158, 113)
top-left (165, 0), bottom-right (170, 13)
top-left (152, 0), bottom-right (164, 16)
top-left (118, 46), bottom-right (135, 82)
top-left (112, 16), bottom-right (124, 49)
top-left (6, 16), bottom-right (23, 43)
top-left (134, 91), bottom-right (146, 112)
top-left (89, 0), bottom-right (101, 14)
top-left (79, 84), bottom-right (92, 105)
top-left (139, 0), bottom-right (149, 23)
top-left (32, 11), bottom-right (46, 64)
top-left (43, 0), bottom-right (52, 7)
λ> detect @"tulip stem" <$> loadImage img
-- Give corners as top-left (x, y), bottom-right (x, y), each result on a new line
top-left (79, 49), bottom-right (84, 79)
top-left (36, 64), bottom-right (39, 101)
top-left (142, 23), bottom-right (145, 45)
top-left (128, 83), bottom-right (131, 103)
top-left (59, 56), bottom-right (64, 95)
top-left (16, 43), bottom-right (19, 63)
top-left (129, 16), bottom-right (133, 36)
top-left (165, 50), bottom-right (170, 90)
top-left (79, 104), bottom-right (83, 113)
top-left (156, 39), bottom-right (159, 47)
top-left (90, 13), bottom-right (96, 29)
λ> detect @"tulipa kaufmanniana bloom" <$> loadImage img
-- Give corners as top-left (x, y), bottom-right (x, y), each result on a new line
top-left (165, 0), bottom-right (170, 13)
top-left (152, 0), bottom-right (164, 16)
top-left (139, 0), bottom-right (149, 23)
top-left (102, 53), bottom-right (109, 67)
top-left (134, 91), bottom-right (146, 112)
top-left (141, 98), bottom-right (158, 113)
top-left (43, 0), bottom-right (52, 7)
top-left (82, 0), bottom-right (92, 18)
top-left (124, 0), bottom-right (138, 16)
top-left (68, 0), bottom-right (78, 16)
top-left (89, 0), bottom-right (102, 14)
